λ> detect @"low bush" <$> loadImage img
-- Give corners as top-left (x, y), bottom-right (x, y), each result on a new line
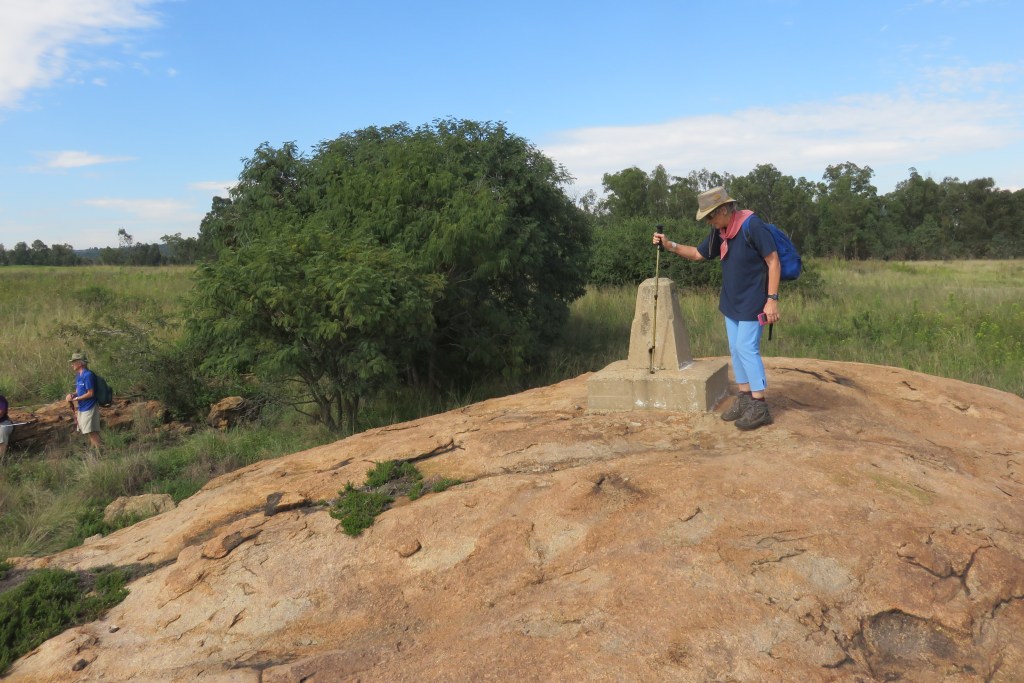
top-left (330, 461), bottom-right (462, 536)
top-left (0, 565), bottom-right (132, 674)
top-left (364, 460), bottom-right (421, 490)
top-left (330, 484), bottom-right (394, 537)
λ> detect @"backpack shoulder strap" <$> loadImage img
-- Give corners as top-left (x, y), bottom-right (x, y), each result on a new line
top-left (741, 215), bottom-right (757, 248)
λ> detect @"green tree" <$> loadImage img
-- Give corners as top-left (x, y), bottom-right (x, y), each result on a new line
top-left (681, 168), bottom-right (735, 194)
top-left (908, 215), bottom-right (942, 259)
top-left (730, 164), bottom-right (818, 250)
top-left (881, 168), bottom-right (940, 259)
top-left (813, 162), bottom-right (882, 259)
top-left (197, 196), bottom-right (238, 255)
top-left (988, 188), bottom-right (1024, 257)
top-left (49, 243), bottom-right (79, 266)
top-left (29, 240), bottom-right (51, 265)
top-left (161, 233), bottom-right (202, 264)
top-left (599, 165), bottom-right (697, 220)
top-left (193, 118), bottom-right (589, 423)
top-left (10, 242), bottom-right (30, 265)
top-left (192, 227), bottom-right (442, 432)
top-left (301, 119), bottom-right (590, 384)
top-left (600, 166), bottom-right (650, 218)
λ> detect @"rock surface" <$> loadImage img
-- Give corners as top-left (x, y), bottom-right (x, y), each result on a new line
top-left (6, 358), bottom-right (1024, 682)
top-left (103, 494), bottom-right (176, 524)
top-left (6, 398), bottom-right (168, 452)
top-left (207, 396), bottom-right (259, 431)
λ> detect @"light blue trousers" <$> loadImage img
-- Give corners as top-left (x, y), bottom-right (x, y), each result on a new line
top-left (724, 316), bottom-right (767, 392)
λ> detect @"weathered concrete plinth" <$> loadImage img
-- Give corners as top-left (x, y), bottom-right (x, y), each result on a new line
top-left (588, 277), bottom-right (729, 412)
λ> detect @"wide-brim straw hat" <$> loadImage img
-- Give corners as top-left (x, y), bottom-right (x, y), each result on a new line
top-left (69, 352), bottom-right (89, 364)
top-left (695, 186), bottom-right (737, 220)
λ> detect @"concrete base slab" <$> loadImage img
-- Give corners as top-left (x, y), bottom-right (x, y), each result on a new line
top-left (587, 358), bottom-right (730, 413)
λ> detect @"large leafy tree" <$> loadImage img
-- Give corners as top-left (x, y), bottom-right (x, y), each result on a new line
top-left (302, 120), bottom-right (590, 384)
top-left (192, 226), bottom-right (442, 432)
top-left (193, 119), bottom-right (589, 427)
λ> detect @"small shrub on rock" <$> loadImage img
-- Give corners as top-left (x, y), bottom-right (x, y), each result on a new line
top-left (330, 461), bottom-right (462, 536)
top-left (0, 566), bottom-right (131, 674)
top-left (330, 484), bottom-right (393, 536)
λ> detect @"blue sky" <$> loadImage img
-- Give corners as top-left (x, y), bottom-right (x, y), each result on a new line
top-left (1, 0), bottom-right (1022, 249)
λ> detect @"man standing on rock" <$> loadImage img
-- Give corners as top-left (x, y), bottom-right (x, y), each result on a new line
top-left (652, 187), bottom-right (780, 430)
top-left (65, 352), bottom-right (102, 450)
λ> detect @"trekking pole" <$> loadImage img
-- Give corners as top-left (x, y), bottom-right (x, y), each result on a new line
top-left (649, 224), bottom-right (664, 374)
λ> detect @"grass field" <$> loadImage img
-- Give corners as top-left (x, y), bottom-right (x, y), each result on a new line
top-left (0, 266), bottom-right (193, 407)
top-left (1, 260), bottom-right (1022, 559)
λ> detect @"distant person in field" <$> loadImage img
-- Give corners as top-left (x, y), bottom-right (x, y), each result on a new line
top-left (65, 352), bottom-right (102, 450)
top-left (0, 395), bottom-right (13, 462)
top-left (652, 187), bottom-right (781, 430)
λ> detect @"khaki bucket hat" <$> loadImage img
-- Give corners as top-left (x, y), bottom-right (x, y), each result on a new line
top-left (695, 186), bottom-right (737, 221)
top-left (69, 352), bottom-right (89, 364)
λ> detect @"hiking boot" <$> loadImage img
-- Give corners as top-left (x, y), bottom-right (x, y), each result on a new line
top-left (721, 393), bottom-right (751, 422)
top-left (735, 399), bottom-right (773, 431)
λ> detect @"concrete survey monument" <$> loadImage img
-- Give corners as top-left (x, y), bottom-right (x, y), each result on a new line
top-left (587, 277), bottom-right (729, 412)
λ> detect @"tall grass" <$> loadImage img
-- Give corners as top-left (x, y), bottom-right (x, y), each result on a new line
top-left (0, 266), bottom-right (193, 407)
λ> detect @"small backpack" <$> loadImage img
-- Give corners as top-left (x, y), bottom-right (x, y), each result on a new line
top-left (743, 220), bottom-right (802, 281)
top-left (93, 373), bottom-right (114, 407)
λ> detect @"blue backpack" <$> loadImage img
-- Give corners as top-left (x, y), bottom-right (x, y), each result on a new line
top-left (743, 220), bottom-right (802, 281)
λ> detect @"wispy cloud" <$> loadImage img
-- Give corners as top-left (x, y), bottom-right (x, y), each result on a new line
top-left (82, 197), bottom-right (196, 222)
top-left (922, 63), bottom-right (1023, 94)
top-left (0, 0), bottom-right (162, 109)
top-left (39, 150), bottom-right (135, 169)
top-left (188, 180), bottom-right (236, 194)
top-left (543, 89), bottom-right (1024, 194)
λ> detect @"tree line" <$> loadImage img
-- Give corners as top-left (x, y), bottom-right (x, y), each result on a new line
top-left (591, 162), bottom-right (1023, 260)
top-left (0, 230), bottom-right (208, 267)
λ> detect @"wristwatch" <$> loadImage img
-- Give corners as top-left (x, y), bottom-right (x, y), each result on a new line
top-left (767, 294), bottom-right (779, 300)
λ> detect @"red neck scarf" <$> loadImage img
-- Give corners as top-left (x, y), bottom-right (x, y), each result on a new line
top-left (718, 209), bottom-right (753, 260)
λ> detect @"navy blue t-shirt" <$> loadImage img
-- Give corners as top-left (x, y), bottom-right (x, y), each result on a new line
top-left (697, 214), bottom-right (777, 321)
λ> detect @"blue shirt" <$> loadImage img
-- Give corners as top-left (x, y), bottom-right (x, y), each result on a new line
top-left (697, 214), bottom-right (777, 321)
top-left (76, 369), bottom-right (97, 412)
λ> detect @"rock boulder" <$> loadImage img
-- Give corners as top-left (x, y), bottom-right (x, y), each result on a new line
top-left (7, 399), bottom-right (167, 452)
top-left (102, 494), bottom-right (176, 525)
top-left (206, 396), bottom-right (258, 430)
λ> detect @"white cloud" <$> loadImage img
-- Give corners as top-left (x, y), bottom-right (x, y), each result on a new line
top-left (40, 150), bottom-right (135, 168)
top-left (922, 63), bottom-right (1022, 94)
top-left (188, 180), bottom-right (236, 195)
top-left (543, 91), bottom-right (1024, 196)
top-left (0, 0), bottom-right (161, 108)
top-left (83, 197), bottom-right (195, 222)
